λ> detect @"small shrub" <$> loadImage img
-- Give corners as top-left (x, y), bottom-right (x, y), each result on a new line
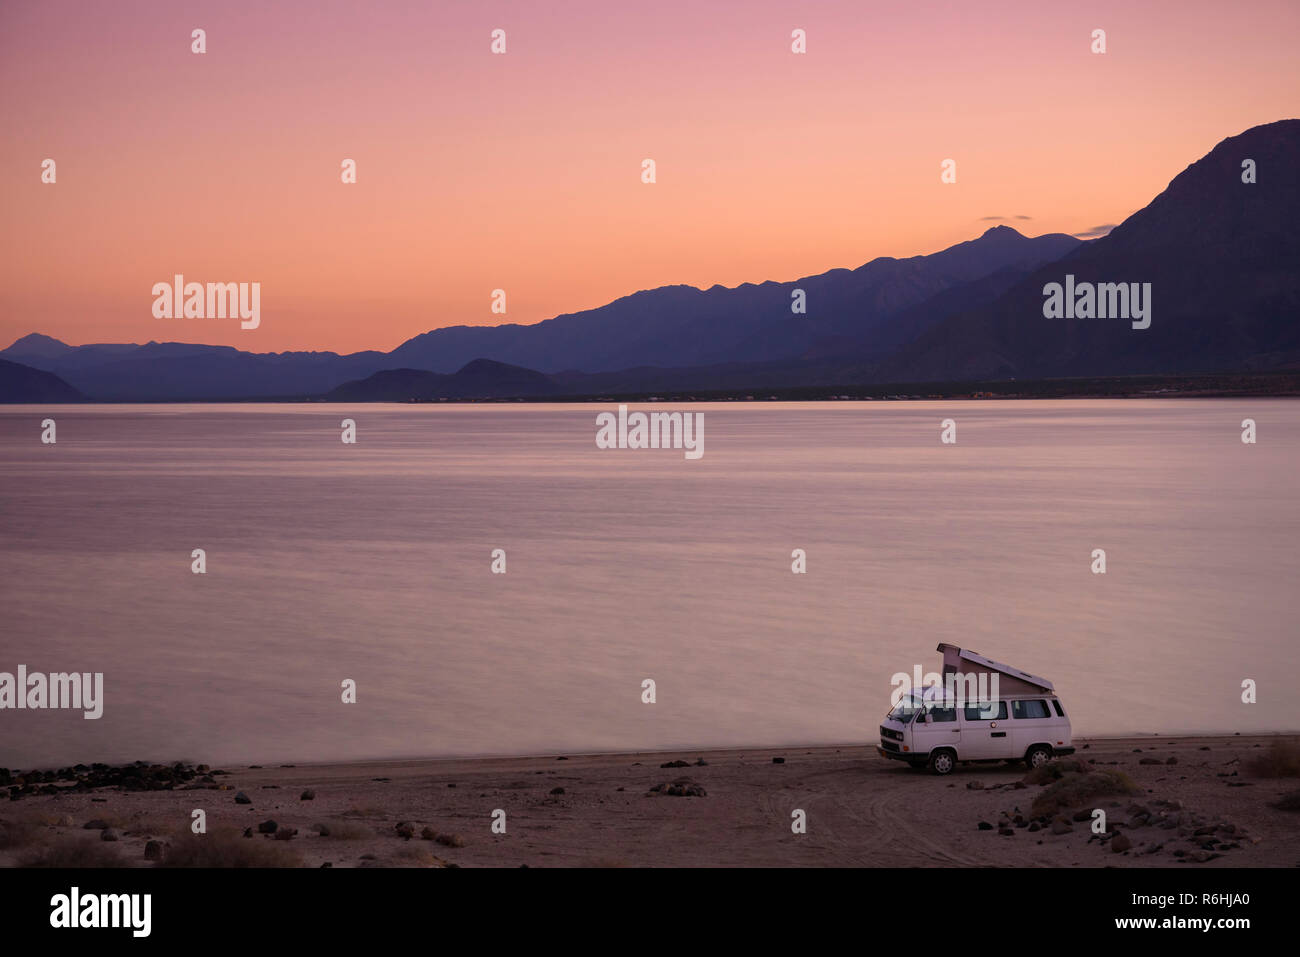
top-left (156, 828), bottom-right (302, 868)
top-left (1022, 758), bottom-right (1092, 786)
top-left (1031, 769), bottom-right (1141, 818)
top-left (1270, 791), bottom-right (1300, 812)
top-left (322, 821), bottom-right (374, 840)
top-left (1245, 740), bottom-right (1300, 778)
top-left (0, 817), bottom-right (41, 850)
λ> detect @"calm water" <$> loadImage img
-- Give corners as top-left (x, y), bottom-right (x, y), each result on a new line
top-left (1, 400), bottom-right (1297, 769)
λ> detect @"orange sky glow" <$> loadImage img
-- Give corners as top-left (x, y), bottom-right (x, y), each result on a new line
top-left (2, 0), bottom-right (1298, 353)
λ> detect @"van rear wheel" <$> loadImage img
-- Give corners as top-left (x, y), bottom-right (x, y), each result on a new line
top-left (929, 749), bottom-right (957, 775)
top-left (1025, 745), bottom-right (1052, 770)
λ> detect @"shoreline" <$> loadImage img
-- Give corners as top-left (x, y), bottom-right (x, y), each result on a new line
top-left (5, 733), bottom-right (1298, 868)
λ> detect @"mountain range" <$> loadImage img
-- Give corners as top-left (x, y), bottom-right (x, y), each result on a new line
top-left (3, 119), bottom-right (1296, 402)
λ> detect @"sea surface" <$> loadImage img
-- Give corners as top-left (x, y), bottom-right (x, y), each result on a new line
top-left (1, 400), bottom-right (1296, 769)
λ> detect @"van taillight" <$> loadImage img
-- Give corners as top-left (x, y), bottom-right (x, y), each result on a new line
top-left (902, 746), bottom-right (909, 752)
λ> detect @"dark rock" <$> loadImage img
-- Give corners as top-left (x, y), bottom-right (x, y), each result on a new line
top-left (772, 757), bottom-right (785, 764)
top-left (274, 827), bottom-right (297, 841)
top-left (100, 828), bottom-right (120, 842)
top-left (1051, 819), bottom-right (1072, 835)
top-left (234, 791), bottom-right (251, 804)
top-left (977, 821), bottom-right (993, 830)
top-left (300, 789), bottom-right (315, 800)
top-left (1111, 833), bottom-right (1132, 853)
top-left (144, 840), bottom-right (163, 860)
top-left (257, 820), bottom-right (277, 834)
top-left (660, 760), bottom-right (689, 768)
top-left (395, 822), bottom-right (415, 839)
top-left (549, 787), bottom-right (565, 795)
top-left (82, 819), bottom-right (110, 830)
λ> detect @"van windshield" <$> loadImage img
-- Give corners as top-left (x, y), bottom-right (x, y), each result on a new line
top-left (886, 696), bottom-right (923, 724)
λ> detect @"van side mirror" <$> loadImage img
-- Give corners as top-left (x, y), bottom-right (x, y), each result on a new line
top-left (924, 713), bottom-right (933, 724)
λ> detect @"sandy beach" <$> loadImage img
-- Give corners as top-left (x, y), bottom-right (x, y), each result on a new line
top-left (3, 733), bottom-right (1298, 868)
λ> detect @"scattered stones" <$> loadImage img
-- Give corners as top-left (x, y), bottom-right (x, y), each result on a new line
top-left (436, 832), bottom-right (466, 848)
top-left (966, 780), bottom-right (984, 790)
top-left (395, 822), bottom-right (415, 840)
top-left (998, 827), bottom-right (1015, 836)
top-left (661, 760), bottom-right (689, 769)
top-left (421, 826), bottom-right (437, 841)
top-left (1139, 757), bottom-right (1163, 765)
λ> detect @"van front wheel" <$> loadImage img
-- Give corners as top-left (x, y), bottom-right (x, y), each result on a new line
top-left (929, 749), bottom-right (957, 775)
top-left (1025, 745), bottom-right (1052, 770)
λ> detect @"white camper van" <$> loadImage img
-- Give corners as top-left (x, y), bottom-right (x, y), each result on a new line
top-left (877, 644), bottom-right (1075, 775)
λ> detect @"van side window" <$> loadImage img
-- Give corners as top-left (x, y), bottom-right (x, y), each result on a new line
top-left (963, 701), bottom-right (1007, 721)
top-left (1013, 699), bottom-right (1051, 719)
top-left (1052, 700), bottom-right (1065, 717)
top-left (928, 706), bottom-right (957, 722)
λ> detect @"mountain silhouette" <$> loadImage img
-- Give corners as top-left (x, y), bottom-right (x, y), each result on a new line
top-left (4, 119), bottom-right (1296, 399)
top-left (1, 227), bottom-right (1079, 399)
top-left (0, 357), bottom-right (85, 402)
top-left (880, 118), bottom-right (1300, 382)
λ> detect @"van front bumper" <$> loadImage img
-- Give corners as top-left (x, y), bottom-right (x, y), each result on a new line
top-left (877, 745), bottom-right (914, 762)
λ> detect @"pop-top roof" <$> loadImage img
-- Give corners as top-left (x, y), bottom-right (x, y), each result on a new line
top-left (936, 643), bottom-right (1055, 692)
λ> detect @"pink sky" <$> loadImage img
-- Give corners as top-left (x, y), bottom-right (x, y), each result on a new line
top-left (2, 0), bottom-right (1297, 353)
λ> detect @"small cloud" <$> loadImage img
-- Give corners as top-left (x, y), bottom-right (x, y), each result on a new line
top-left (979, 215), bottom-right (1004, 221)
top-left (1014, 215), bottom-right (1033, 220)
top-left (1074, 223), bottom-right (1116, 239)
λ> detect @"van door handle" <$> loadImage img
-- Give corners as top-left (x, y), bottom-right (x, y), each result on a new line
top-left (991, 732), bottom-right (1007, 738)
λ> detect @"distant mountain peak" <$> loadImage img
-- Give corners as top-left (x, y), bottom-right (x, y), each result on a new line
top-left (979, 224), bottom-right (1025, 238)
top-left (5, 332), bottom-right (73, 357)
